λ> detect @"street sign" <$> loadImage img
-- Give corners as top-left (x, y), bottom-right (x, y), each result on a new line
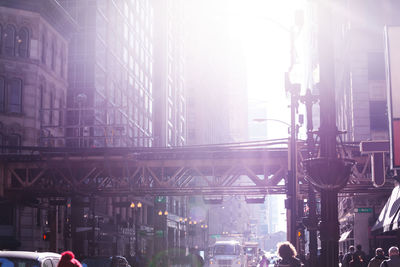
top-left (156, 196), bottom-right (166, 203)
top-left (210, 234), bottom-right (221, 239)
top-left (354, 208), bottom-right (372, 213)
top-left (155, 230), bottom-right (164, 237)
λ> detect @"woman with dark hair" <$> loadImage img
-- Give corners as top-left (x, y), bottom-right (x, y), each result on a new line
top-left (276, 241), bottom-right (303, 267)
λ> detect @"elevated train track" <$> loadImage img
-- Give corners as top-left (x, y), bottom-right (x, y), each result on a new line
top-left (0, 141), bottom-right (394, 199)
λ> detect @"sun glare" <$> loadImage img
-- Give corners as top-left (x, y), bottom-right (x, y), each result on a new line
top-left (226, 0), bottom-right (306, 138)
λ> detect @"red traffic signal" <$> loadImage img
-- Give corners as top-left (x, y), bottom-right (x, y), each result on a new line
top-left (42, 232), bottom-right (50, 241)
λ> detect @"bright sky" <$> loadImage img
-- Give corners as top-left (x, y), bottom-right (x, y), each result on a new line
top-left (228, 0), bottom-right (307, 139)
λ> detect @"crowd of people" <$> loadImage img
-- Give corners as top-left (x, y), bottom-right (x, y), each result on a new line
top-left (340, 245), bottom-right (400, 267)
top-left (256, 242), bottom-right (400, 267)
top-left (57, 242), bottom-right (400, 267)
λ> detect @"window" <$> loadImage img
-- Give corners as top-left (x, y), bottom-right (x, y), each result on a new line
top-left (49, 90), bottom-right (54, 125)
top-left (43, 259), bottom-right (53, 267)
top-left (0, 24), bottom-right (2, 54)
top-left (60, 46), bottom-right (65, 78)
top-left (17, 27), bottom-right (29, 58)
top-left (0, 134), bottom-right (3, 153)
top-left (368, 52), bottom-right (385, 80)
top-left (4, 25), bottom-right (16, 56)
top-left (41, 34), bottom-right (46, 63)
top-left (370, 101), bottom-right (388, 131)
top-left (51, 39), bottom-right (56, 70)
top-left (8, 134), bottom-right (21, 153)
top-left (8, 78), bottom-right (22, 113)
top-left (0, 77), bottom-right (4, 112)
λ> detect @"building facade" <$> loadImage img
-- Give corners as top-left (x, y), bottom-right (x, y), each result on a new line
top-left (299, 0), bottom-right (400, 255)
top-left (0, 0), bottom-right (75, 251)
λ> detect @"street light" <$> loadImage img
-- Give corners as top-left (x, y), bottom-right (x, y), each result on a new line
top-left (130, 201), bottom-right (142, 258)
top-left (253, 114), bottom-right (299, 247)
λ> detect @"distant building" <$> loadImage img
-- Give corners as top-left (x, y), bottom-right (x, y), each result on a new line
top-left (183, 0), bottom-right (249, 249)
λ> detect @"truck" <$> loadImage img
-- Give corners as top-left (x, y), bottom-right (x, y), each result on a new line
top-left (243, 242), bottom-right (259, 267)
top-left (208, 240), bottom-right (245, 267)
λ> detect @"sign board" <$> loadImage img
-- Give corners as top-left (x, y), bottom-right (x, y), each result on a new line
top-left (155, 230), bottom-right (164, 237)
top-left (354, 208), bottom-right (372, 213)
top-left (156, 196), bottom-right (166, 203)
top-left (385, 26), bottom-right (400, 168)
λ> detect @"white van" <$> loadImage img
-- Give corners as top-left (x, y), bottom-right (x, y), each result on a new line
top-left (209, 240), bottom-right (245, 267)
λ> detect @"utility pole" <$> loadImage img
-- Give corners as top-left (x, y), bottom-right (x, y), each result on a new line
top-left (304, 2), bottom-right (354, 267)
top-left (286, 75), bottom-right (300, 247)
top-left (300, 89), bottom-right (319, 267)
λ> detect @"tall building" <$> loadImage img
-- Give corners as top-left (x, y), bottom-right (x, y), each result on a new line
top-left (185, 0), bottom-right (248, 146)
top-left (58, 0), bottom-right (154, 148)
top-left (0, 0), bottom-right (76, 251)
top-left (183, 0), bottom-right (249, 250)
top-left (299, 0), bottom-right (400, 255)
top-left (28, 0), bottom-right (189, 258)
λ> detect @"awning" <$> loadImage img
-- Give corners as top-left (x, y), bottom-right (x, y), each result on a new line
top-left (371, 185), bottom-right (400, 233)
top-left (339, 230), bottom-right (353, 242)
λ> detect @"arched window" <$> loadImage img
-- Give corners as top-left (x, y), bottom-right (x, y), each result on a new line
top-left (8, 78), bottom-right (22, 113)
top-left (17, 27), bottom-right (29, 58)
top-left (0, 76), bottom-right (4, 112)
top-left (51, 39), bottom-right (56, 70)
top-left (4, 25), bottom-right (16, 56)
top-left (41, 34), bottom-right (46, 63)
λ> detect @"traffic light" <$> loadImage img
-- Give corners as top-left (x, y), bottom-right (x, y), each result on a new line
top-left (42, 232), bottom-right (50, 241)
top-left (65, 220), bottom-right (72, 238)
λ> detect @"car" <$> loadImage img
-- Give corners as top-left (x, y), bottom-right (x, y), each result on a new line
top-left (81, 256), bottom-right (130, 267)
top-left (0, 251), bottom-right (61, 267)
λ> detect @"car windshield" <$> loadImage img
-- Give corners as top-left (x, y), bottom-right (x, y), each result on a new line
top-left (245, 247), bottom-right (256, 255)
top-left (0, 257), bottom-right (40, 267)
top-left (214, 244), bottom-right (237, 255)
top-left (82, 258), bottom-right (112, 267)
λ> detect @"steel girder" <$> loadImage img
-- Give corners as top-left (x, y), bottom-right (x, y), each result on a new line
top-left (0, 143), bottom-right (392, 198)
top-left (0, 147), bottom-right (289, 198)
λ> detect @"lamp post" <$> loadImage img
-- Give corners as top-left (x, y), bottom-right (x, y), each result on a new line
top-left (130, 201), bottom-right (142, 258)
top-left (253, 115), bottom-right (298, 246)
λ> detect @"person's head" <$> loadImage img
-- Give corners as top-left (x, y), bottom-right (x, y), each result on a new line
top-left (388, 246), bottom-right (399, 257)
top-left (356, 244), bottom-right (362, 251)
top-left (339, 251), bottom-right (343, 256)
top-left (277, 241), bottom-right (297, 259)
top-left (57, 251), bottom-right (82, 267)
top-left (349, 246), bottom-right (355, 253)
top-left (375, 248), bottom-right (384, 256)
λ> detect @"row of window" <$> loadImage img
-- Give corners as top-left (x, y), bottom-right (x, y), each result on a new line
top-left (0, 76), bottom-right (22, 113)
top-left (0, 24), bottom-right (29, 58)
top-left (0, 22), bottom-right (66, 78)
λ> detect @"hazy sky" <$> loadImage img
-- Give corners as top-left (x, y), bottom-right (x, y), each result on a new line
top-left (227, 0), bottom-right (306, 139)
